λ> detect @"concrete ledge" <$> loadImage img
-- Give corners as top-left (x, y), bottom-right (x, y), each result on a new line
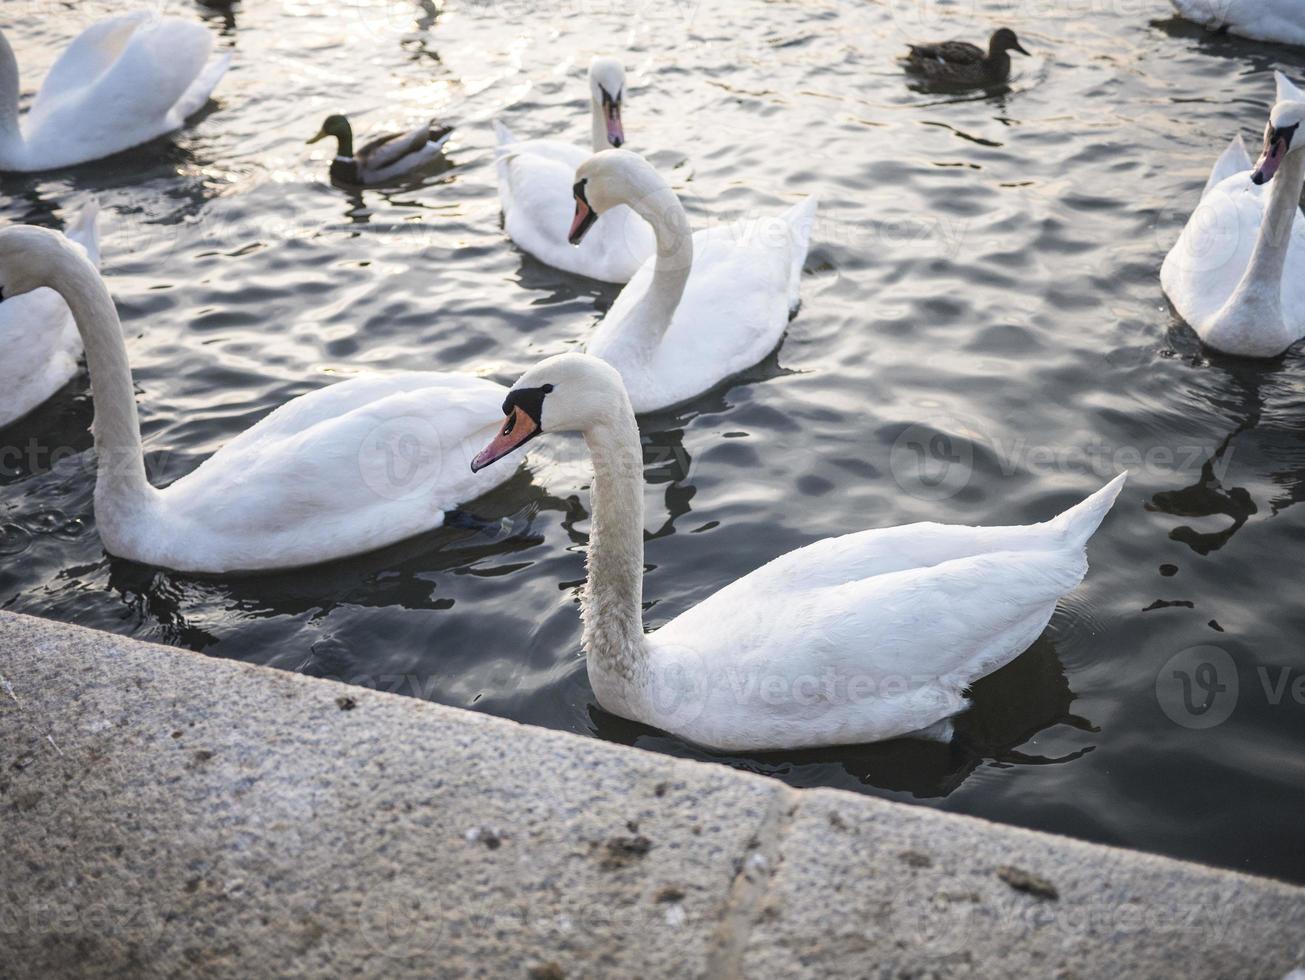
top-left (1, 609), bottom-right (1301, 979)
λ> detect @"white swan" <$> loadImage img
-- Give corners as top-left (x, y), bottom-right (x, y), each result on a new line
top-left (1161, 73), bottom-right (1305, 358)
top-left (471, 353), bottom-right (1126, 753)
top-left (0, 225), bottom-right (516, 574)
top-left (570, 150), bottom-right (816, 414)
top-left (1171, 0), bottom-right (1305, 47)
top-left (0, 202), bottom-right (100, 429)
top-left (0, 13), bottom-right (230, 172)
top-left (494, 58), bottom-right (655, 283)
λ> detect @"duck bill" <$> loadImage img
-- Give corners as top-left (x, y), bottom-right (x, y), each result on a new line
top-left (1012, 41), bottom-right (1030, 55)
top-left (1251, 134), bottom-right (1287, 185)
top-left (568, 197), bottom-right (599, 245)
top-left (471, 407), bottom-right (540, 473)
top-left (606, 103), bottom-right (625, 148)
top-left (306, 129), bottom-right (327, 145)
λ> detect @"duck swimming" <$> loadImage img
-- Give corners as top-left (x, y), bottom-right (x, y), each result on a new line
top-left (307, 114), bottom-right (452, 186)
top-left (903, 28), bottom-right (1029, 86)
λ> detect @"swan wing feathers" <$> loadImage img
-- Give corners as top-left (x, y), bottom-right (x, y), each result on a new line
top-left (650, 547), bottom-right (1087, 750)
top-left (168, 373), bottom-right (505, 531)
top-left (647, 479), bottom-right (1123, 749)
top-left (1203, 135), bottom-right (1253, 198)
top-left (26, 16), bottom-right (216, 155)
top-left (29, 12), bottom-right (153, 118)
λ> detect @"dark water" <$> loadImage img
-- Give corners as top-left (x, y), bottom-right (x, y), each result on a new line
top-left (3, 0), bottom-right (1305, 883)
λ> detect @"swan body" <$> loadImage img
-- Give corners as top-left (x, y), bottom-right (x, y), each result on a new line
top-left (573, 149), bottom-right (815, 413)
top-left (308, 114), bottom-right (452, 185)
top-left (0, 13), bottom-right (230, 172)
top-left (0, 225), bottom-right (515, 574)
top-left (494, 58), bottom-right (655, 283)
top-left (903, 28), bottom-right (1030, 85)
top-left (0, 202), bottom-right (100, 429)
top-left (1161, 73), bottom-right (1305, 357)
top-left (470, 353), bottom-right (1126, 753)
top-left (1171, 0), bottom-right (1305, 47)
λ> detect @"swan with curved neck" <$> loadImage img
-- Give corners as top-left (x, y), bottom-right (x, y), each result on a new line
top-left (471, 353), bottom-right (1126, 753)
top-left (570, 150), bottom-right (816, 413)
top-left (493, 58), bottom-right (655, 283)
top-left (0, 15), bottom-right (230, 172)
top-left (0, 225), bottom-right (515, 574)
top-left (0, 201), bottom-right (101, 429)
top-left (1161, 73), bottom-right (1305, 358)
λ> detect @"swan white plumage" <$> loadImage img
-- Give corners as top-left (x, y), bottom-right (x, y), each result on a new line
top-left (0, 202), bottom-right (101, 429)
top-left (570, 150), bottom-right (816, 413)
top-left (0, 13), bottom-right (230, 172)
top-left (1171, 0), bottom-right (1305, 47)
top-left (494, 58), bottom-right (655, 283)
top-left (0, 225), bottom-right (516, 574)
top-left (1161, 72), bottom-right (1305, 358)
top-left (470, 353), bottom-right (1126, 753)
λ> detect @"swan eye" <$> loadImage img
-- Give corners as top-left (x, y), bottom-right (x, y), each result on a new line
top-left (502, 413), bottom-right (516, 436)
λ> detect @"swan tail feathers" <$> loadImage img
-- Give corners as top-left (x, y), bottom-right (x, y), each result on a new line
top-left (1276, 71), bottom-right (1305, 105)
top-left (66, 200), bottom-right (101, 268)
top-left (1203, 135), bottom-right (1253, 197)
top-left (174, 50), bottom-right (231, 122)
top-left (1044, 472), bottom-right (1126, 550)
top-left (493, 119), bottom-right (516, 149)
top-left (782, 195), bottom-right (818, 311)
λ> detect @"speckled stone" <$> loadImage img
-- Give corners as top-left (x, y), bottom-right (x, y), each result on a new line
top-left (0, 610), bottom-right (1301, 979)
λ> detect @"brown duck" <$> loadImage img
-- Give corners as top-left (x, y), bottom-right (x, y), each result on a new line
top-left (903, 28), bottom-right (1030, 85)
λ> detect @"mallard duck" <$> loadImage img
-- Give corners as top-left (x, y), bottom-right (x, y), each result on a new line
top-left (307, 114), bottom-right (452, 186)
top-left (903, 28), bottom-right (1029, 86)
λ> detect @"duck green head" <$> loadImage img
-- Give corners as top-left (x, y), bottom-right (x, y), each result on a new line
top-left (307, 114), bottom-right (354, 157)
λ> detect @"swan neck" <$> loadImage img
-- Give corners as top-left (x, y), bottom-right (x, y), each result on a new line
top-left (590, 91), bottom-right (606, 153)
top-left (621, 186), bottom-right (693, 350)
top-left (1243, 147), bottom-right (1305, 291)
top-left (580, 404), bottom-right (647, 684)
top-left (50, 250), bottom-right (152, 506)
top-left (0, 29), bottom-right (21, 146)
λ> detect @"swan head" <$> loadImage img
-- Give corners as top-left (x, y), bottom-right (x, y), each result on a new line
top-left (989, 28), bottom-right (1029, 57)
top-left (0, 225), bottom-right (79, 300)
top-left (569, 149), bottom-right (685, 254)
top-left (588, 57), bottom-right (626, 148)
top-left (471, 354), bottom-right (627, 472)
top-left (1251, 100), bottom-right (1305, 185)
